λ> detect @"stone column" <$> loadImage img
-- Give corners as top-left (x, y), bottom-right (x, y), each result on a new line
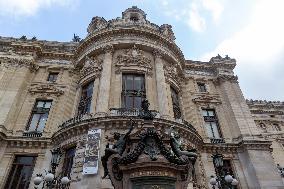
top-left (153, 50), bottom-right (170, 119)
top-left (96, 45), bottom-right (114, 116)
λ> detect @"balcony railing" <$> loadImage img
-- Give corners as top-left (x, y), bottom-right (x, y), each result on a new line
top-left (58, 108), bottom-right (198, 133)
top-left (210, 138), bottom-right (225, 144)
top-left (109, 108), bottom-right (140, 116)
top-left (23, 131), bottom-right (43, 138)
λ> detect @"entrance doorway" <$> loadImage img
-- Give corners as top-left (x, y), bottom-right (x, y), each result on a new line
top-left (131, 176), bottom-right (176, 189)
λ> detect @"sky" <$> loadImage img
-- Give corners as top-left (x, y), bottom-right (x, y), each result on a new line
top-left (0, 0), bottom-right (283, 101)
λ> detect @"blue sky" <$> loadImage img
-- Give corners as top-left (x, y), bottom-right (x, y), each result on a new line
top-left (0, 0), bottom-right (283, 101)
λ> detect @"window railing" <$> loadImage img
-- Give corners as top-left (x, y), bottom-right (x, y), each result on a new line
top-left (23, 131), bottom-right (43, 138)
top-left (204, 116), bottom-right (217, 122)
top-left (210, 138), bottom-right (225, 144)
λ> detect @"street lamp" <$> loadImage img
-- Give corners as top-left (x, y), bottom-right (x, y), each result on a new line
top-left (210, 152), bottom-right (238, 189)
top-left (33, 148), bottom-right (70, 189)
top-left (277, 164), bottom-right (284, 177)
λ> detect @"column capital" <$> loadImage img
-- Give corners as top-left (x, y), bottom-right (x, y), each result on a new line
top-left (153, 49), bottom-right (163, 58)
top-left (103, 45), bottom-right (114, 54)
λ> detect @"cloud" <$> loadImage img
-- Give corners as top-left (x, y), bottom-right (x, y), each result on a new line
top-left (201, 0), bottom-right (224, 23)
top-left (0, 0), bottom-right (78, 18)
top-left (158, 0), bottom-right (224, 32)
top-left (187, 2), bottom-right (206, 32)
top-left (200, 0), bottom-right (284, 100)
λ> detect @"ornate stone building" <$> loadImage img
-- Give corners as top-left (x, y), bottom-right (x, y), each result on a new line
top-left (0, 6), bottom-right (283, 189)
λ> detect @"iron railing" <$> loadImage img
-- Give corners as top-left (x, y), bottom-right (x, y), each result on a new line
top-left (210, 138), bottom-right (225, 144)
top-left (23, 131), bottom-right (43, 137)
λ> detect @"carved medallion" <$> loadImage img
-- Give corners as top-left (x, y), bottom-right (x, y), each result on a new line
top-left (144, 136), bottom-right (160, 160)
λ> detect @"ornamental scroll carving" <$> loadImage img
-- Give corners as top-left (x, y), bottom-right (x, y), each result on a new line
top-left (115, 45), bottom-right (153, 75)
top-left (80, 56), bottom-right (103, 80)
top-left (164, 63), bottom-right (181, 85)
top-left (28, 83), bottom-right (65, 96)
top-left (0, 57), bottom-right (39, 72)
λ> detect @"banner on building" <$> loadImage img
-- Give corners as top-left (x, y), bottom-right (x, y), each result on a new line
top-left (83, 129), bottom-right (101, 174)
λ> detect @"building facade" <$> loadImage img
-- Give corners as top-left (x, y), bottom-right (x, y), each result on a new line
top-left (0, 6), bottom-right (283, 189)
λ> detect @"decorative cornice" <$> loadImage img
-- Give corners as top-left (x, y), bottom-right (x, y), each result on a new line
top-left (214, 75), bottom-right (238, 83)
top-left (75, 27), bottom-right (185, 67)
top-left (0, 57), bottom-right (39, 72)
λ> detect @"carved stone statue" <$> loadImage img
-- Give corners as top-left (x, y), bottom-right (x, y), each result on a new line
top-left (101, 120), bottom-right (135, 178)
top-left (169, 126), bottom-right (197, 163)
top-left (72, 33), bottom-right (81, 42)
top-left (139, 99), bottom-right (156, 120)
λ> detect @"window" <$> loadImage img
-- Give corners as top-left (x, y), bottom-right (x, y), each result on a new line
top-left (130, 13), bottom-right (139, 22)
top-left (26, 100), bottom-right (52, 132)
top-left (122, 74), bottom-right (145, 109)
top-left (197, 83), bottom-right (207, 92)
top-left (171, 87), bottom-right (182, 119)
top-left (62, 147), bottom-right (76, 177)
top-left (4, 156), bottom-right (36, 189)
top-left (77, 81), bottom-right (94, 115)
top-left (202, 109), bottom-right (222, 139)
top-left (47, 72), bottom-right (59, 82)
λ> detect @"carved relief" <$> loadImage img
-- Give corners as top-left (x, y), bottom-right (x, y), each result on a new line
top-left (115, 45), bottom-right (152, 75)
top-left (160, 24), bottom-right (176, 41)
top-left (192, 94), bottom-right (222, 104)
top-left (28, 83), bottom-right (65, 96)
top-left (0, 57), bottom-right (39, 72)
top-left (164, 63), bottom-right (181, 86)
top-left (80, 56), bottom-right (103, 80)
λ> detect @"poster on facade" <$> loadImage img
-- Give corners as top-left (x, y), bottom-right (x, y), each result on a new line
top-left (83, 129), bottom-right (101, 174)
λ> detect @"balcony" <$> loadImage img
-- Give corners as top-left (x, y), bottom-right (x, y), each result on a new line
top-left (57, 108), bottom-right (198, 135)
top-left (23, 131), bottom-right (43, 138)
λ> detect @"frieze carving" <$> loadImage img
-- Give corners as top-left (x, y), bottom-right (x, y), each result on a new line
top-left (28, 83), bottom-right (65, 96)
top-left (80, 56), bottom-right (103, 80)
top-left (192, 94), bottom-right (222, 104)
top-left (0, 57), bottom-right (39, 72)
top-left (115, 45), bottom-right (153, 75)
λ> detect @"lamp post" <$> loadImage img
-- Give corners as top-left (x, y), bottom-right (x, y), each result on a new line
top-left (33, 148), bottom-right (70, 189)
top-left (209, 153), bottom-right (238, 189)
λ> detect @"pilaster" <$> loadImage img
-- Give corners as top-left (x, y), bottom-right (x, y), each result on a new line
top-left (96, 45), bottom-right (114, 116)
top-left (153, 50), bottom-right (170, 119)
